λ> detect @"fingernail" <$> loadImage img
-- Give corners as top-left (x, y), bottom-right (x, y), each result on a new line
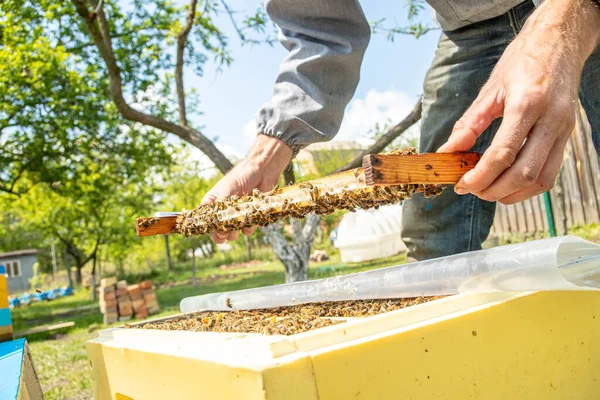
top-left (455, 186), bottom-right (467, 195)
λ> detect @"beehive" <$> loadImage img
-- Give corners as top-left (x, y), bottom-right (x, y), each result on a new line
top-left (0, 265), bottom-right (13, 343)
top-left (86, 290), bottom-right (600, 399)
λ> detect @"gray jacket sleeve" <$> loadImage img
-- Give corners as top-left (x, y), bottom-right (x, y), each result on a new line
top-left (256, 0), bottom-right (371, 156)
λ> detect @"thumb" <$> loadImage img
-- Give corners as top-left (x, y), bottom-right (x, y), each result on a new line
top-left (438, 88), bottom-right (504, 153)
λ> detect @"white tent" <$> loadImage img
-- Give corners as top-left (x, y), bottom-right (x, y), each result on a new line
top-left (334, 204), bottom-right (407, 263)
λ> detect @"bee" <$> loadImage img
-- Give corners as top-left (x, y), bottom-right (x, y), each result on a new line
top-left (139, 217), bottom-right (159, 228)
top-left (226, 298), bottom-right (233, 309)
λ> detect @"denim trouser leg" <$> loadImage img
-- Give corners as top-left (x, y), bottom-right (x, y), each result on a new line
top-left (401, 0), bottom-right (600, 260)
top-left (580, 43), bottom-right (600, 155)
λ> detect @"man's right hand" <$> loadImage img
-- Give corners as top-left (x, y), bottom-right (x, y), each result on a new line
top-left (202, 134), bottom-right (293, 244)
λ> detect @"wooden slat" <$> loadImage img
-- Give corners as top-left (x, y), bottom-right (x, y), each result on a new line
top-left (575, 106), bottom-right (600, 223)
top-left (362, 152), bottom-right (480, 186)
top-left (136, 216), bottom-right (178, 237)
top-left (579, 106), bottom-right (600, 213)
top-left (522, 199), bottom-right (536, 234)
top-left (136, 168), bottom-right (363, 237)
top-left (538, 194), bottom-right (549, 232)
top-left (571, 122), bottom-right (600, 223)
top-left (506, 204), bottom-right (518, 235)
top-left (530, 194), bottom-right (544, 233)
top-left (549, 179), bottom-right (567, 236)
top-left (559, 165), bottom-right (574, 230)
top-left (514, 202), bottom-right (527, 234)
top-left (498, 204), bottom-right (510, 236)
top-left (563, 139), bottom-right (586, 225)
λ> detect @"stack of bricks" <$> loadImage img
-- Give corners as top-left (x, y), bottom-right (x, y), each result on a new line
top-left (115, 281), bottom-right (132, 322)
top-left (127, 284), bottom-right (147, 320)
top-left (99, 277), bottom-right (159, 324)
top-left (139, 280), bottom-right (159, 315)
top-left (0, 266), bottom-right (13, 343)
top-left (99, 277), bottom-right (118, 325)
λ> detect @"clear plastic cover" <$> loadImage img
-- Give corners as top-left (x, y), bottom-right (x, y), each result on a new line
top-left (180, 235), bottom-right (600, 313)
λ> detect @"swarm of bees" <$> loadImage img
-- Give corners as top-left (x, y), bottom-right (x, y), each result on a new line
top-left (131, 297), bottom-right (441, 335)
top-left (175, 148), bottom-right (446, 237)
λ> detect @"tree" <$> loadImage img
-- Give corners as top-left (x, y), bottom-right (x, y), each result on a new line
top-left (3, 114), bottom-right (171, 284)
top-left (60, 0), bottom-right (325, 282)
top-left (3, 0), bottom-right (432, 283)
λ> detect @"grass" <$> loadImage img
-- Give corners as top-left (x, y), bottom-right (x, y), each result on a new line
top-left (12, 250), bottom-right (406, 400)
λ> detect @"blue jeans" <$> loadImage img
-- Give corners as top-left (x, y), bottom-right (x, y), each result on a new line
top-left (401, 0), bottom-right (600, 261)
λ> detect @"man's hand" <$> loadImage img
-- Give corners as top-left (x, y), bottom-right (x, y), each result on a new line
top-left (439, 0), bottom-right (600, 204)
top-left (203, 134), bottom-right (293, 244)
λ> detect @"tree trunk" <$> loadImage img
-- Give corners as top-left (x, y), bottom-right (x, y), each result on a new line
top-left (64, 250), bottom-right (73, 288)
top-left (75, 265), bottom-right (82, 286)
top-left (91, 254), bottom-right (98, 301)
top-left (263, 213), bottom-right (320, 283)
top-left (190, 239), bottom-right (198, 287)
top-left (51, 235), bottom-right (58, 276)
top-left (165, 235), bottom-right (172, 271)
top-left (98, 247), bottom-right (103, 278)
top-left (261, 165), bottom-right (321, 283)
top-left (192, 249), bottom-right (198, 287)
top-left (244, 235), bottom-right (252, 261)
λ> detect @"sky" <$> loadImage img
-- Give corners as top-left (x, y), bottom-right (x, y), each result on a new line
top-left (182, 1), bottom-right (441, 161)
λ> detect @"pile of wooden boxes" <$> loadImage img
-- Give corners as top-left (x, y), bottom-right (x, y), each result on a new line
top-left (99, 277), bottom-right (159, 325)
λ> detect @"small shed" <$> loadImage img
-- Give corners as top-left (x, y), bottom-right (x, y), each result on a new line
top-left (0, 250), bottom-right (40, 294)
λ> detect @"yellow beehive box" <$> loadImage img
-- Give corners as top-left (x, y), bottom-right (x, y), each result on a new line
top-left (0, 291), bottom-right (8, 309)
top-left (87, 291), bottom-right (600, 400)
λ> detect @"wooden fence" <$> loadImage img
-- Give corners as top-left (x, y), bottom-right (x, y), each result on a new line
top-left (491, 106), bottom-right (600, 238)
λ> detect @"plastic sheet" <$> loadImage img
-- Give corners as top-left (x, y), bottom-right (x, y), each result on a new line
top-left (180, 235), bottom-right (600, 313)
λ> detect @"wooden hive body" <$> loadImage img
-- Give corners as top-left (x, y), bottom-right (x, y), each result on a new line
top-left (87, 291), bottom-right (600, 399)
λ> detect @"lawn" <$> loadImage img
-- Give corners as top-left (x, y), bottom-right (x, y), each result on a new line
top-left (12, 251), bottom-right (407, 400)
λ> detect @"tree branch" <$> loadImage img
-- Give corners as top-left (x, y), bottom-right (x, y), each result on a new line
top-left (218, 0), bottom-right (245, 41)
top-left (333, 97), bottom-right (422, 173)
top-left (71, 0), bottom-right (234, 174)
top-left (176, 0), bottom-right (198, 127)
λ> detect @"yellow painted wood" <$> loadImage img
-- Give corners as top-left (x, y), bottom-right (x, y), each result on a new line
top-left (87, 339), bottom-right (317, 400)
top-left (0, 293), bottom-right (8, 309)
top-left (0, 277), bottom-right (7, 292)
top-left (310, 291), bottom-right (600, 399)
top-left (87, 291), bottom-right (600, 400)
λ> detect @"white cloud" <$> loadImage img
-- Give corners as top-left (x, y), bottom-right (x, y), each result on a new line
top-left (336, 89), bottom-right (419, 145)
top-left (243, 119), bottom-right (258, 138)
top-left (184, 143), bottom-right (245, 179)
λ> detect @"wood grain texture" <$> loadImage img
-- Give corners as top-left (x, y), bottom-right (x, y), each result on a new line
top-left (362, 152), bottom-right (480, 186)
top-left (136, 216), bottom-right (177, 237)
